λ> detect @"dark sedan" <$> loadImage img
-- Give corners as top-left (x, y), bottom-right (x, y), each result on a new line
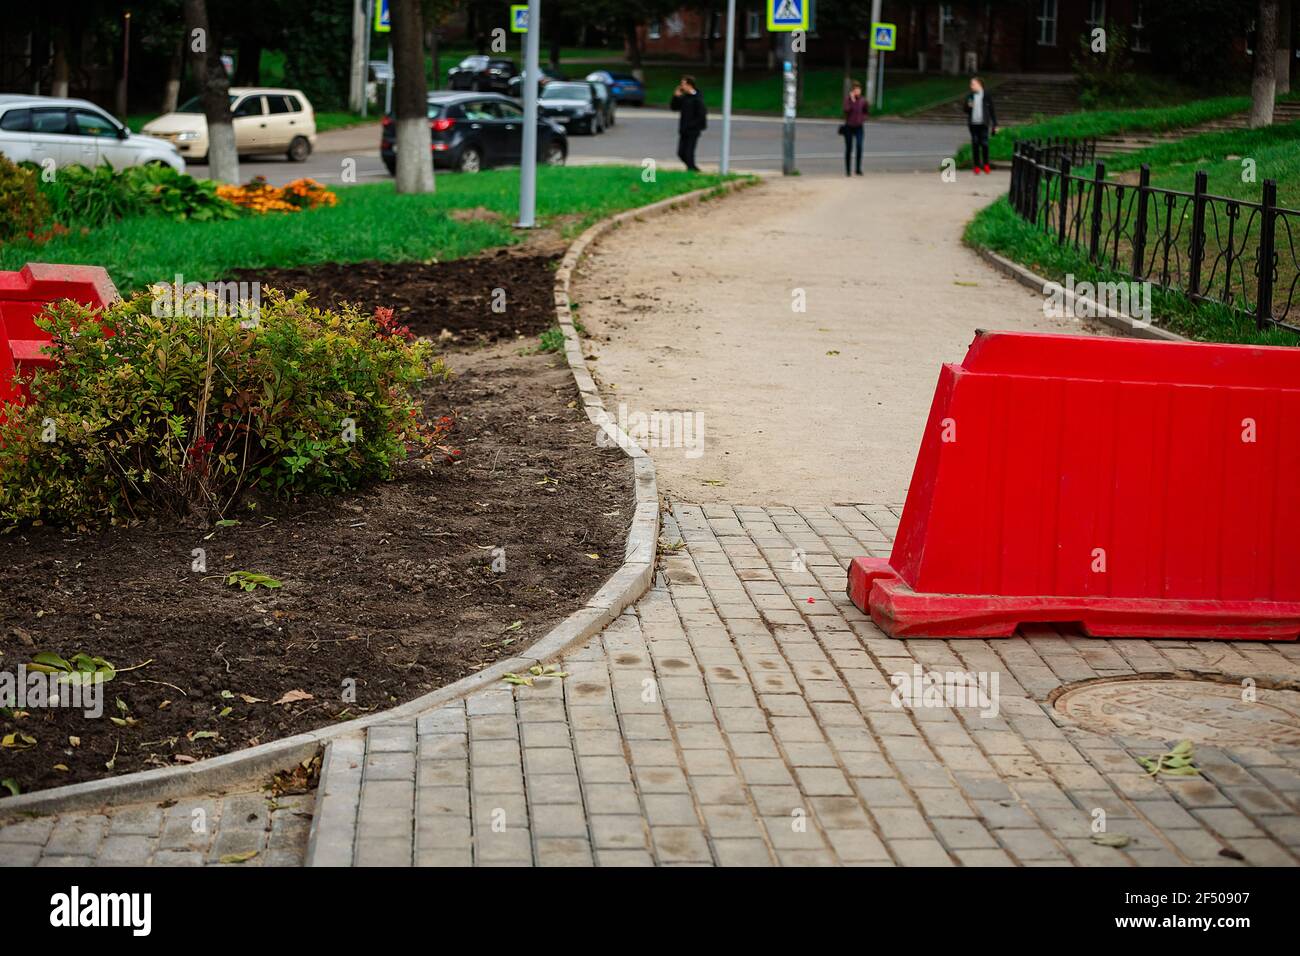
top-left (446, 55), bottom-right (518, 93)
top-left (586, 70), bottom-right (646, 106)
top-left (538, 81), bottom-right (605, 135)
top-left (381, 92), bottom-right (566, 174)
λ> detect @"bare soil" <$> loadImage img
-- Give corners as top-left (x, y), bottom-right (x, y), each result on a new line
top-left (0, 254), bottom-right (628, 795)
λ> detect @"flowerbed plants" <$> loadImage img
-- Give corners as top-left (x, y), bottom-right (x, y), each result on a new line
top-left (216, 177), bottom-right (338, 214)
top-left (0, 288), bottom-right (445, 527)
top-left (31, 161), bottom-right (239, 227)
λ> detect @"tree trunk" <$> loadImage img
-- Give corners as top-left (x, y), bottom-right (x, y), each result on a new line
top-left (1277, 0), bottom-right (1293, 94)
top-left (162, 37), bottom-right (183, 113)
top-left (624, 18), bottom-right (643, 79)
top-left (392, 0), bottom-right (433, 194)
top-left (234, 37), bottom-right (261, 86)
top-left (842, 38), bottom-right (852, 99)
top-left (1251, 0), bottom-right (1280, 127)
top-left (51, 24), bottom-right (69, 98)
top-left (182, 0), bottom-right (239, 183)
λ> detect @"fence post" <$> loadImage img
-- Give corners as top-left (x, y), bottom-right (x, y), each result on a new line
top-left (1188, 169), bottom-right (1208, 298)
top-left (1029, 145), bottom-right (1041, 224)
top-left (1257, 178), bottom-right (1278, 330)
top-left (1089, 162), bottom-right (1105, 262)
top-left (1010, 142), bottom-right (1020, 211)
top-left (1058, 157), bottom-right (1072, 245)
top-left (1131, 164), bottom-right (1150, 279)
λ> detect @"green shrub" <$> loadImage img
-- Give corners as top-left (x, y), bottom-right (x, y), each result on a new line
top-left (0, 154), bottom-right (51, 242)
top-left (0, 290), bottom-right (447, 527)
top-left (28, 162), bottom-right (238, 228)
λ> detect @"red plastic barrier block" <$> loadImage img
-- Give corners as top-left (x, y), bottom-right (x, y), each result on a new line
top-left (848, 330), bottom-right (1300, 641)
top-left (0, 263), bottom-right (118, 408)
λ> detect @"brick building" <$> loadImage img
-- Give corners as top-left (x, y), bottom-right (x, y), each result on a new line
top-left (639, 1), bottom-right (1156, 73)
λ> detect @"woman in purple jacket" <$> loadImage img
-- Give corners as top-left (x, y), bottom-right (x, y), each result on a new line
top-left (842, 81), bottom-right (868, 177)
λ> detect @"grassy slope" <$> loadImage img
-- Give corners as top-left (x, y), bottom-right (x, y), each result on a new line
top-left (2, 166), bottom-right (730, 293)
top-left (964, 121), bottom-right (1300, 345)
top-left (954, 96), bottom-right (1253, 167)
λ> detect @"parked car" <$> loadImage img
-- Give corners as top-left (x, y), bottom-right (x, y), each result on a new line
top-left (0, 95), bottom-right (184, 171)
top-left (505, 66), bottom-right (566, 99)
top-left (142, 87), bottom-right (316, 162)
top-left (447, 55), bottom-right (518, 93)
top-left (588, 79), bottom-right (616, 129)
top-left (585, 70), bottom-right (646, 106)
top-left (381, 92), bottom-right (567, 174)
top-left (538, 82), bottom-right (606, 135)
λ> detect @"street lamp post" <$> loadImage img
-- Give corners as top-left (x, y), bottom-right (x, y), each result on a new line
top-left (518, 0), bottom-right (541, 228)
top-left (720, 0), bottom-right (736, 174)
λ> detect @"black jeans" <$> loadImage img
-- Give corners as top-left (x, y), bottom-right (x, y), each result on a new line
top-left (843, 125), bottom-right (864, 174)
top-left (678, 130), bottom-right (701, 171)
top-left (969, 124), bottom-right (990, 168)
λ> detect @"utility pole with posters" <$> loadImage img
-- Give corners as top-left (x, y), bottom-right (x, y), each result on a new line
top-left (768, 0), bottom-right (806, 176)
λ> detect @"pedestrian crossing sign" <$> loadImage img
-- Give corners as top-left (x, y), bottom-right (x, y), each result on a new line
top-left (374, 0), bottom-right (390, 33)
top-left (870, 22), bottom-right (896, 51)
top-left (767, 0), bottom-right (808, 32)
top-left (510, 5), bottom-right (529, 32)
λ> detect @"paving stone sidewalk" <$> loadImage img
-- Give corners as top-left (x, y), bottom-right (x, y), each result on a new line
top-left (307, 503), bottom-right (1300, 867)
top-left (0, 787), bottom-right (313, 867)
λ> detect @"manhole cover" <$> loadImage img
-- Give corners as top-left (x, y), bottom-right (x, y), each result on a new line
top-left (1054, 679), bottom-right (1300, 748)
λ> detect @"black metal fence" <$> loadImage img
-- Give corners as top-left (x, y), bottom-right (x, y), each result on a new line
top-left (1008, 138), bottom-right (1300, 334)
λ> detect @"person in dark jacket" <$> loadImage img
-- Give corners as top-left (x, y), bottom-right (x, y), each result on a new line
top-left (842, 80), bottom-right (868, 177)
top-left (670, 75), bottom-right (707, 172)
top-left (963, 76), bottom-right (998, 174)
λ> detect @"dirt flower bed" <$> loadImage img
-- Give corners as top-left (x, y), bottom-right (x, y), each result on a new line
top-left (229, 249), bottom-right (560, 345)
top-left (0, 253), bottom-right (627, 795)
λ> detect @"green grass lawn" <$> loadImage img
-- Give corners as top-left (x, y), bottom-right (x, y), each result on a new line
top-left (2, 166), bottom-right (733, 293)
top-left (585, 63), bottom-right (968, 119)
top-left (954, 96), bottom-right (1254, 168)
top-left (964, 120), bottom-right (1300, 345)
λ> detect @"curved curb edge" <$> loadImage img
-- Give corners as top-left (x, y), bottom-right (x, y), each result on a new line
top-left (0, 177), bottom-right (747, 824)
top-left (972, 243), bottom-right (1186, 342)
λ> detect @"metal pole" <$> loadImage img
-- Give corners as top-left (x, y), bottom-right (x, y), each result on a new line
top-left (876, 49), bottom-right (884, 110)
top-left (361, 0), bottom-right (372, 118)
top-left (781, 33), bottom-right (796, 176)
top-left (518, 0), bottom-right (541, 228)
top-left (384, 45), bottom-right (394, 115)
top-left (865, 0), bottom-right (883, 105)
top-left (720, 0), bottom-right (736, 174)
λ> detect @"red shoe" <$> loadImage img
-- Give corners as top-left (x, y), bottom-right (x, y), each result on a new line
top-left (984, 164), bottom-right (992, 173)
top-left (973, 165), bottom-right (981, 174)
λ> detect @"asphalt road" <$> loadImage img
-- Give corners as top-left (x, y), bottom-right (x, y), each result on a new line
top-left (217, 108), bottom-right (968, 187)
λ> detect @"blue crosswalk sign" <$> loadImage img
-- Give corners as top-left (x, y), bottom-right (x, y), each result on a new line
top-left (510, 5), bottom-right (529, 32)
top-left (871, 22), bottom-right (897, 51)
top-left (767, 0), bottom-right (808, 32)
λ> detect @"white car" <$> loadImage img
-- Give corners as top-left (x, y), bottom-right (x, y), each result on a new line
top-left (143, 88), bottom-right (317, 162)
top-left (0, 95), bottom-right (184, 171)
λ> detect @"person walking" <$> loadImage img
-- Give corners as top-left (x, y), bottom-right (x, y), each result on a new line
top-left (964, 76), bottom-right (998, 174)
top-left (671, 75), bottom-right (707, 172)
top-left (841, 80), bottom-right (868, 177)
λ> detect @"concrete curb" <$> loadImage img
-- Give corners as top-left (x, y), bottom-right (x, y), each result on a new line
top-left (0, 180), bottom-right (747, 823)
top-left (973, 244), bottom-right (1187, 342)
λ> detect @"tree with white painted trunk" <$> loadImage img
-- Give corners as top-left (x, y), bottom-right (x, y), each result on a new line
top-left (1251, 0), bottom-right (1280, 128)
top-left (182, 0), bottom-right (239, 184)
top-left (392, 0), bottom-right (434, 194)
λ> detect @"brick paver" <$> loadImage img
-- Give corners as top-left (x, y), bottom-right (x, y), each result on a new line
top-left (305, 503), bottom-right (1300, 866)
top-left (0, 787), bottom-right (313, 867)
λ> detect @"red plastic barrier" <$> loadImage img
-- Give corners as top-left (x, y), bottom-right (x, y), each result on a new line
top-left (0, 264), bottom-right (119, 407)
top-left (848, 330), bottom-right (1300, 641)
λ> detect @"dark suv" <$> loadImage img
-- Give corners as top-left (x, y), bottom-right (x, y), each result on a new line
top-left (381, 92), bottom-right (567, 174)
top-left (446, 55), bottom-right (518, 93)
